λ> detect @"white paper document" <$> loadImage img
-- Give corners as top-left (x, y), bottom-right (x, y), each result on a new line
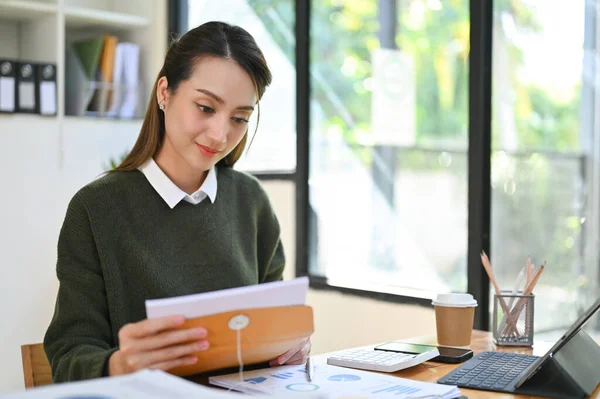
top-left (119, 43), bottom-right (140, 118)
top-left (106, 42), bottom-right (126, 117)
top-left (3, 369), bottom-right (271, 399)
top-left (0, 76), bottom-right (15, 111)
top-left (39, 81), bottom-right (56, 115)
top-left (209, 357), bottom-right (461, 399)
top-left (145, 277), bottom-right (309, 319)
top-left (18, 81), bottom-right (35, 110)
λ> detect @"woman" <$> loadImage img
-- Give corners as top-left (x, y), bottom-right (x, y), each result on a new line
top-left (44, 21), bottom-right (310, 382)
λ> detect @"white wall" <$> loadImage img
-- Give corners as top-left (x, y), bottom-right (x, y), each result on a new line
top-left (0, 116), bottom-right (142, 393)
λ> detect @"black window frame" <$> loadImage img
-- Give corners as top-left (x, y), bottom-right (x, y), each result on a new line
top-left (170, 0), bottom-right (493, 331)
top-left (295, 0), bottom-right (492, 330)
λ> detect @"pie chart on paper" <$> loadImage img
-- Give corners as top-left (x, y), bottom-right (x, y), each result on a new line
top-left (285, 383), bottom-right (319, 392)
top-left (328, 374), bottom-right (361, 382)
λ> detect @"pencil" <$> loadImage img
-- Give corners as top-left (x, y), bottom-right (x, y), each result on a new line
top-left (508, 263), bottom-right (545, 326)
top-left (524, 263), bottom-right (544, 295)
top-left (481, 251), bottom-right (520, 336)
top-left (526, 257), bottom-right (532, 286)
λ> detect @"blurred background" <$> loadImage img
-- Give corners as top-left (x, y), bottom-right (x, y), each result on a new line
top-left (1, 0), bottom-right (599, 393)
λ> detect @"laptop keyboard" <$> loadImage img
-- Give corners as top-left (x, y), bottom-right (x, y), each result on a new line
top-left (438, 352), bottom-right (538, 391)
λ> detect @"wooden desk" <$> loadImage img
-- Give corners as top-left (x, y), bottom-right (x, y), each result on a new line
top-left (349, 330), bottom-right (599, 399)
top-left (192, 329), bottom-right (599, 398)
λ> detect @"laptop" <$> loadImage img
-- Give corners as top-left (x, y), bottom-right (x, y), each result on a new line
top-left (438, 297), bottom-right (600, 398)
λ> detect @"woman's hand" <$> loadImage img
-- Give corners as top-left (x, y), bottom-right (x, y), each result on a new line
top-left (108, 315), bottom-right (209, 376)
top-left (269, 338), bottom-right (311, 367)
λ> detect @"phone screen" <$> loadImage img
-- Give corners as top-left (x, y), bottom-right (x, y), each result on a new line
top-left (375, 342), bottom-right (472, 358)
top-left (374, 342), bottom-right (438, 354)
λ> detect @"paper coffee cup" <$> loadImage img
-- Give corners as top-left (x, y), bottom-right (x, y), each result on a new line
top-left (432, 293), bottom-right (477, 347)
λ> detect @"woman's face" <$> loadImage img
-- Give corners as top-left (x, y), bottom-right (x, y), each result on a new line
top-left (157, 56), bottom-right (256, 171)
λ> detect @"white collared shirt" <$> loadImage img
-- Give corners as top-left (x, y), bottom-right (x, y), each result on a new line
top-left (138, 158), bottom-right (217, 209)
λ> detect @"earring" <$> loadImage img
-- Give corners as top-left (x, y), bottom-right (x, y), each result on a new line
top-left (159, 103), bottom-right (165, 110)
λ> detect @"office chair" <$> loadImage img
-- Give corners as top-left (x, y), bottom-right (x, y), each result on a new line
top-left (21, 343), bottom-right (52, 388)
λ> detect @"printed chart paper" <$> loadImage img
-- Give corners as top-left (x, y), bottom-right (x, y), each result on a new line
top-left (210, 357), bottom-right (460, 398)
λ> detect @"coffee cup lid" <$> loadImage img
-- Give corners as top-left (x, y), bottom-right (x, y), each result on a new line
top-left (432, 293), bottom-right (478, 308)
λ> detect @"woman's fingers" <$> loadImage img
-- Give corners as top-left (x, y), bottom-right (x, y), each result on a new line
top-left (137, 340), bottom-right (210, 369)
top-left (270, 339), bottom-right (311, 366)
top-left (120, 315), bottom-right (185, 340)
top-left (272, 342), bottom-right (303, 365)
top-left (148, 355), bottom-right (199, 371)
top-left (283, 341), bottom-right (311, 365)
top-left (269, 358), bottom-right (280, 367)
top-left (113, 316), bottom-right (212, 375)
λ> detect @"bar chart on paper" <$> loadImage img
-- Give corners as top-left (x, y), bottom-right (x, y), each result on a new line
top-left (329, 374), bottom-right (361, 382)
top-left (209, 357), bottom-right (461, 398)
top-left (372, 384), bottom-right (420, 395)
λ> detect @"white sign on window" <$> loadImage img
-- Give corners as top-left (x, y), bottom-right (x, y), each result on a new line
top-left (371, 48), bottom-right (416, 146)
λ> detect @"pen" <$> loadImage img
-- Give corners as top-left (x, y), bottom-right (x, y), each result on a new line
top-left (305, 357), bottom-right (314, 381)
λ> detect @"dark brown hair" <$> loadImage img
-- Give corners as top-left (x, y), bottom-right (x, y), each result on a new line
top-left (113, 21), bottom-right (272, 172)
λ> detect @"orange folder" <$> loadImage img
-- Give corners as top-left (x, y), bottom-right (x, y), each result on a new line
top-left (168, 305), bottom-right (314, 376)
top-left (99, 35), bottom-right (118, 83)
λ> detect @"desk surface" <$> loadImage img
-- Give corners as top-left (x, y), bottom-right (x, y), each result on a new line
top-left (332, 330), bottom-right (599, 399)
top-left (192, 330), bottom-right (599, 398)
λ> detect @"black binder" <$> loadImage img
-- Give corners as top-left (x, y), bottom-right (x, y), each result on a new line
top-left (15, 62), bottom-right (38, 114)
top-left (36, 63), bottom-right (57, 116)
top-left (0, 59), bottom-right (16, 113)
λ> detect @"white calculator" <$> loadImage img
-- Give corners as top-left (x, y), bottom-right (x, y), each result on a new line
top-left (327, 345), bottom-right (439, 373)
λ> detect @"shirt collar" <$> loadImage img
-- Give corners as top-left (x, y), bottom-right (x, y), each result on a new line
top-left (138, 158), bottom-right (217, 209)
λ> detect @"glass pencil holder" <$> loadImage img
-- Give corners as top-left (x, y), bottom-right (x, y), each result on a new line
top-left (492, 291), bottom-right (534, 347)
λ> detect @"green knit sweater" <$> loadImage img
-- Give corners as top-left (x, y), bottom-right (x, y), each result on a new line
top-left (43, 167), bottom-right (285, 383)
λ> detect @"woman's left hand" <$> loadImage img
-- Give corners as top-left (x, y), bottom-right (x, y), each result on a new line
top-left (269, 338), bottom-right (311, 366)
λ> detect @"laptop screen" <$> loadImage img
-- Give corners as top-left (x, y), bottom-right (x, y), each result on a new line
top-left (514, 296), bottom-right (600, 388)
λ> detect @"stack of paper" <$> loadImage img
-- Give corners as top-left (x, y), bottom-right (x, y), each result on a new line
top-left (66, 36), bottom-right (140, 118)
top-left (209, 357), bottom-right (461, 399)
top-left (4, 369), bottom-right (273, 399)
top-left (145, 277), bottom-right (309, 319)
top-left (114, 42), bottom-right (140, 118)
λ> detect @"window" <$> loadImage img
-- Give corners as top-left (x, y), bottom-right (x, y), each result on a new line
top-left (307, 1), bottom-right (470, 297)
top-left (491, 0), bottom-right (600, 335)
top-left (304, 0), bottom-right (600, 335)
top-left (184, 0), bottom-right (296, 173)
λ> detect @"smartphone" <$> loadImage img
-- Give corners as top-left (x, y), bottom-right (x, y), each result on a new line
top-left (374, 342), bottom-right (473, 364)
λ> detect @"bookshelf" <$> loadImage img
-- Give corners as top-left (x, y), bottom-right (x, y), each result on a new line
top-left (0, 0), bottom-right (166, 120)
top-left (64, 7), bottom-right (150, 28)
top-left (0, 0), bottom-right (166, 168)
top-left (0, 1), bottom-right (57, 20)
